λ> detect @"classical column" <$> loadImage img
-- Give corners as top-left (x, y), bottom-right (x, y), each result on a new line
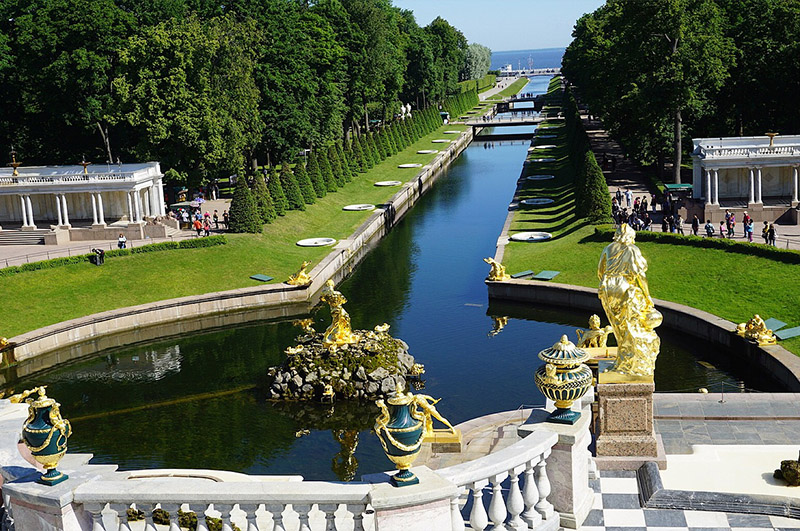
top-left (90, 193), bottom-right (98, 225)
top-left (712, 169), bottom-right (719, 205)
top-left (748, 168), bottom-right (755, 204)
top-left (61, 194), bottom-right (70, 226)
top-left (25, 195), bottom-right (36, 228)
top-left (126, 191), bottom-right (134, 222)
top-left (143, 187), bottom-right (151, 217)
top-left (156, 181), bottom-right (166, 215)
top-left (756, 167), bottom-right (763, 204)
top-left (19, 195), bottom-right (28, 226)
top-left (134, 189), bottom-right (142, 222)
top-left (55, 193), bottom-right (63, 226)
top-left (97, 193), bottom-right (106, 225)
top-left (705, 168), bottom-right (712, 206)
top-left (793, 166), bottom-right (799, 204)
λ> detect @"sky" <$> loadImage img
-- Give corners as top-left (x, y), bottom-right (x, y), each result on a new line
top-left (392, 0), bottom-right (606, 52)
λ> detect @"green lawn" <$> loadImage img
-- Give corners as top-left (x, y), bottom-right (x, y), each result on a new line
top-left (502, 94), bottom-right (800, 356)
top-left (1, 123), bottom-right (468, 337)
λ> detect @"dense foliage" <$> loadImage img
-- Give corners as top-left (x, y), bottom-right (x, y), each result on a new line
top-left (228, 177), bottom-right (262, 233)
top-left (563, 0), bottom-right (799, 182)
top-left (0, 0), bottom-right (488, 190)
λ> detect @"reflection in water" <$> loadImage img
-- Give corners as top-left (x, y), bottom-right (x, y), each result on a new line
top-left (332, 430), bottom-right (359, 482)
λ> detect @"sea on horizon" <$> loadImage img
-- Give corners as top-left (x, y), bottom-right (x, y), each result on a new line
top-left (490, 47), bottom-right (565, 71)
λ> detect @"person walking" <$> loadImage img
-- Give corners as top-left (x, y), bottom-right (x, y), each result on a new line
top-left (767, 223), bottom-right (777, 246)
top-left (691, 215), bottom-right (700, 236)
top-left (193, 218), bottom-right (203, 237)
top-left (729, 212), bottom-right (736, 238)
top-left (676, 214), bottom-right (685, 235)
top-left (762, 221), bottom-right (770, 244)
top-left (719, 220), bottom-right (726, 238)
top-left (625, 188), bottom-right (632, 208)
top-left (745, 218), bottom-right (754, 242)
top-left (704, 219), bottom-right (715, 238)
top-left (724, 210), bottom-right (731, 237)
top-left (742, 211), bottom-right (751, 237)
top-left (223, 210), bottom-right (229, 229)
top-left (213, 210), bottom-right (219, 230)
top-left (203, 218), bottom-right (211, 237)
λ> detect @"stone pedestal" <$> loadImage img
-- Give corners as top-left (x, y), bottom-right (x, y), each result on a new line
top-left (596, 377), bottom-right (666, 470)
top-left (518, 405), bottom-right (594, 529)
top-left (363, 466), bottom-right (459, 531)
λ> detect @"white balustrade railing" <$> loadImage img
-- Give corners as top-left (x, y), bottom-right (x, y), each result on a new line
top-left (74, 480), bottom-right (372, 531)
top-left (700, 144), bottom-right (800, 159)
top-left (436, 430), bottom-right (558, 531)
top-left (0, 172), bottom-right (137, 186)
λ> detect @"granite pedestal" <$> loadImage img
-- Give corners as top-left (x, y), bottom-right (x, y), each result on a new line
top-left (518, 405), bottom-right (594, 529)
top-left (596, 376), bottom-right (666, 470)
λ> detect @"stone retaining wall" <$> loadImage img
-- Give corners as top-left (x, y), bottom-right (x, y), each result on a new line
top-left (6, 127), bottom-right (474, 379)
top-left (486, 279), bottom-right (800, 392)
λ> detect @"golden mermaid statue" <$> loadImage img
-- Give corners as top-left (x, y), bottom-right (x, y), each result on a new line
top-left (321, 280), bottom-right (360, 349)
top-left (598, 224), bottom-right (662, 377)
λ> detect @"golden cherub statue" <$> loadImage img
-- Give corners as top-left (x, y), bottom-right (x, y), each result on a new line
top-left (576, 314), bottom-right (614, 348)
top-left (736, 314), bottom-right (777, 346)
top-left (598, 224), bottom-right (662, 377)
top-left (484, 257), bottom-right (510, 281)
top-left (321, 280), bottom-right (360, 350)
top-left (287, 261), bottom-right (312, 286)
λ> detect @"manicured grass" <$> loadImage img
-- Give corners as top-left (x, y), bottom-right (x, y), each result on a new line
top-left (485, 77), bottom-right (530, 101)
top-left (502, 83), bottom-right (800, 356)
top-left (1, 123), bottom-right (468, 337)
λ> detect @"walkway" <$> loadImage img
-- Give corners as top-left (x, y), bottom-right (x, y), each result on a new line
top-left (479, 76), bottom-right (523, 101)
top-left (582, 114), bottom-right (800, 250)
top-left (416, 393), bottom-right (800, 530)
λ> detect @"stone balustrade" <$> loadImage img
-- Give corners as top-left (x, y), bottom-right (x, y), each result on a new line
top-left (437, 430), bottom-right (559, 531)
top-left (0, 172), bottom-right (137, 186)
top-left (700, 144), bottom-right (800, 159)
top-left (0, 398), bottom-right (561, 531)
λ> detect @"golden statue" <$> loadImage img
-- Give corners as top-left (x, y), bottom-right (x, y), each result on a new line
top-left (287, 261), bottom-right (312, 286)
top-left (321, 384), bottom-right (335, 403)
top-left (488, 316), bottom-right (509, 337)
top-left (321, 280), bottom-right (360, 350)
top-left (484, 257), bottom-right (510, 281)
top-left (576, 314), bottom-right (614, 348)
top-left (411, 394), bottom-right (456, 437)
top-left (736, 314), bottom-right (777, 346)
top-left (598, 224), bottom-right (662, 377)
top-left (293, 318), bottom-right (315, 334)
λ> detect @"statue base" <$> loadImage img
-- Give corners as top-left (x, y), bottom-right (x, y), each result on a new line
top-left (38, 469), bottom-right (69, 486)
top-left (391, 468), bottom-right (420, 487)
top-left (424, 429), bottom-right (462, 453)
top-left (595, 370), bottom-right (666, 470)
top-left (547, 407), bottom-right (581, 425)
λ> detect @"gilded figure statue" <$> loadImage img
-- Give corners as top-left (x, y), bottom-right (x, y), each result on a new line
top-left (736, 314), bottom-right (777, 346)
top-left (576, 314), bottom-right (614, 348)
top-left (287, 261), bottom-right (312, 286)
top-left (411, 394), bottom-right (456, 437)
top-left (321, 280), bottom-right (360, 350)
top-left (483, 257), bottom-right (510, 281)
top-left (598, 224), bottom-right (662, 377)
top-left (410, 363), bottom-right (425, 376)
top-left (293, 318), bottom-right (315, 334)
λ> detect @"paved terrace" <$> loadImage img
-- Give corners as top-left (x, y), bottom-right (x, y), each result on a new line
top-left (418, 393), bottom-right (800, 531)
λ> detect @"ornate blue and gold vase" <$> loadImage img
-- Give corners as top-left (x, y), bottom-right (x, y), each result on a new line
top-left (534, 335), bottom-right (593, 425)
top-left (19, 387), bottom-right (72, 485)
top-left (374, 384), bottom-right (424, 487)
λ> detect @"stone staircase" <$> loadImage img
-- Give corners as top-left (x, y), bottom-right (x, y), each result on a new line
top-left (0, 229), bottom-right (49, 245)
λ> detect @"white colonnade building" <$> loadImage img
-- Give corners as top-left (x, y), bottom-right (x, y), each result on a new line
top-left (0, 162), bottom-right (173, 243)
top-left (692, 135), bottom-right (800, 223)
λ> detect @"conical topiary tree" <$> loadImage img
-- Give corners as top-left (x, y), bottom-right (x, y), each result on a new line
top-left (294, 158), bottom-right (316, 204)
top-left (328, 145), bottom-right (345, 186)
top-left (252, 172), bottom-right (276, 223)
top-left (267, 166), bottom-right (288, 216)
top-left (351, 135), bottom-right (367, 172)
top-left (228, 176), bottom-right (262, 233)
top-left (374, 130), bottom-right (387, 160)
top-left (307, 151), bottom-right (327, 198)
top-left (345, 141), bottom-right (359, 176)
top-left (319, 150), bottom-right (338, 192)
top-left (360, 133), bottom-right (375, 169)
top-left (280, 162), bottom-right (305, 211)
top-left (336, 143), bottom-right (353, 183)
top-left (581, 151), bottom-right (613, 224)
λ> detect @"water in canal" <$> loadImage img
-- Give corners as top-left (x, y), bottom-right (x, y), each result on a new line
top-left (9, 79), bottom-right (771, 481)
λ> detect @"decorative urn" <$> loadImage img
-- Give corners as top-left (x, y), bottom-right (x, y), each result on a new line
top-left (19, 387), bottom-right (72, 485)
top-left (374, 383), bottom-right (424, 487)
top-left (534, 335), bottom-right (593, 424)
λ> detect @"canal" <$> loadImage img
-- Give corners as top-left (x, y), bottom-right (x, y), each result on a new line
top-left (11, 79), bottom-right (764, 481)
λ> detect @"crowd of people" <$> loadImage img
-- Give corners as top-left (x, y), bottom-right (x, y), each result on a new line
top-left (169, 208), bottom-right (229, 237)
top-left (611, 189), bottom-right (781, 246)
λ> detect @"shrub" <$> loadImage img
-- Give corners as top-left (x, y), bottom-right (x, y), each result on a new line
top-left (293, 159), bottom-right (316, 204)
top-left (580, 151), bottom-right (613, 224)
top-left (229, 177), bottom-right (263, 233)
top-left (318, 150), bottom-right (338, 192)
top-left (280, 162), bottom-right (305, 211)
top-left (306, 151), bottom-right (327, 198)
top-left (251, 173), bottom-right (276, 223)
top-left (267, 166), bottom-right (288, 215)
top-left (327, 145), bottom-right (345, 187)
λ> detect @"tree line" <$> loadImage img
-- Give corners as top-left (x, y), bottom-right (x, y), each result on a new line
top-left (229, 91), bottom-right (479, 232)
top-left (0, 0), bottom-right (492, 188)
top-left (562, 0), bottom-right (800, 183)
